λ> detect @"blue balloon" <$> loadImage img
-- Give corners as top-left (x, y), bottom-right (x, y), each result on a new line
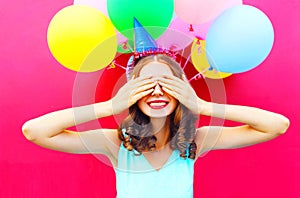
top-left (206, 5), bottom-right (274, 73)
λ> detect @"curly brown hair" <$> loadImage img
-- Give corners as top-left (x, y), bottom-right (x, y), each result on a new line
top-left (117, 54), bottom-right (198, 159)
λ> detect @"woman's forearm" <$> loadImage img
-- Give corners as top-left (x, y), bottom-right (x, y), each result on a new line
top-left (199, 99), bottom-right (290, 134)
top-left (22, 100), bottom-right (113, 140)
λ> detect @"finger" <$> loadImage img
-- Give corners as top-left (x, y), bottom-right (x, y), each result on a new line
top-left (132, 88), bottom-right (154, 102)
top-left (128, 74), bottom-right (153, 84)
top-left (154, 77), bottom-right (178, 87)
top-left (134, 81), bottom-right (157, 94)
top-left (161, 86), bottom-right (179, 100)
top-left (134, 78), bottom-right (156, 88)
top-left (157, 77), bottom-right (182, 88)
top-left (158, 75), bottom-right (191, 91)
top-left (156, 75), bottom-right (184, 87)
top-left (130, 77), bottom-right (153, 87)
top-left (158, 77), bottom-right (188, 93)
top-left (128, 75), bottom-right (152, 85)
top-left (158, 81), bottom-right (182, 95)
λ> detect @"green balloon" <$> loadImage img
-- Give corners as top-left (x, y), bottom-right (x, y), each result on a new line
top-left (107, 0), bottom-right (174, 39)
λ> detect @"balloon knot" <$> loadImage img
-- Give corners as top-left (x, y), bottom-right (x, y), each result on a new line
top-left (195, 73), bottom-right (203, 80)
top-left (169, 44), bottom-right (177, 51)
top-left (108, 61), bottom-right (116, 69)
top-left (189, 24), bottom-right (194, 32)
top-left (122, 41), bottom-right (128, 50)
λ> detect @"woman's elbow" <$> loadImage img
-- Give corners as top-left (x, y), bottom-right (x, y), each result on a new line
top-left (277, 116), bottom-right (290, 135)
top-left (22, 120), bottom-right (38, 142)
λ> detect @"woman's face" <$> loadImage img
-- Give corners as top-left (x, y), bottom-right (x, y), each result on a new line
top-left (137, 61), bottom-right (178, 118)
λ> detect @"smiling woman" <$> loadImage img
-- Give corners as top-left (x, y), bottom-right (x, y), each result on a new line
top-left (117, 55), bottom-right (198, 160)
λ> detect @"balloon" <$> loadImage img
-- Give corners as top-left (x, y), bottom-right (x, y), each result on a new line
top-left (175, 0), bottom-right (243, 24)
top-left (73, 0), bottom-right (136, 54)
top-left (73, 0), bottom-right (135, 54)
top-left (107, 0), bottom-right (174, 39)
top-left (206, 5), bottom-right (274, 73)
top-left (73, 0), bottom-right (108, 15)
top-left (191, 39), bottom-right (232, 79)
top-left (47, 5), bottom-right (117, 72)
top-left (156, 26), bottom-right (194, 51)
top-left (169, 16), bottom-right (212, 40)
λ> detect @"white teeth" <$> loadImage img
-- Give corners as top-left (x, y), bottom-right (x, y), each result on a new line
top-left (149, 102), bottom-right (167, 107)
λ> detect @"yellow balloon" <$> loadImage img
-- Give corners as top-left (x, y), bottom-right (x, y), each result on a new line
top-left (47, 5), bottom-right (117, 72)
top-left (191, 39), bottom-right (232, 79)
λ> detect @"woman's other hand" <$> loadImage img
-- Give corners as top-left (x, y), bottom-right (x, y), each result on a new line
top-left (157, 74), bottom-right (207, 115)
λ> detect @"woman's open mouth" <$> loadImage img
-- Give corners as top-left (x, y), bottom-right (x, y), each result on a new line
top-left (147, 100), bottom-right (169, 109)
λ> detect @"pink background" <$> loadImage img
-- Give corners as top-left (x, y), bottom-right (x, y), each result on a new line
top-left (1, 0), bottom-right (299, 197)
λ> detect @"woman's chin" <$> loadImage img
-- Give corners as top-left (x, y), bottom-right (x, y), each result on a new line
top-left (143, 109), bottom-right (171, 118)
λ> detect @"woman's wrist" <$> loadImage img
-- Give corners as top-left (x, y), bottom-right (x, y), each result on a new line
top-left (94, 99), bottom-right (114, 118)
top-left (197, 98), bottom-right (212, 116)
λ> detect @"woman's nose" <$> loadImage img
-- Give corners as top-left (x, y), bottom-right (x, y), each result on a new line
top-left (151, 83), bottom-right (164, 96)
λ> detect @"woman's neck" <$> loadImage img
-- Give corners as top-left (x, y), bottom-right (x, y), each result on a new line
top-left (150, 117), bottom-right (170, 150)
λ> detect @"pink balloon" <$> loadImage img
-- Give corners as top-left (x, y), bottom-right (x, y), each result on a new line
top-left (169, 16), bottom-right (212, 39)
top-left (175, 0), bottom-right (243, 24)
top-left (117, 32), bottom-right (128, 45)
top-left (156, 27), bottom-right (194, 51)
top-left (73, 0), bottom-right (108, 15)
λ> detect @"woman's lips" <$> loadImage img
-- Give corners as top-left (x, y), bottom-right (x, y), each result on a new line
top-left (147, 100), bottom-right (169, 109)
